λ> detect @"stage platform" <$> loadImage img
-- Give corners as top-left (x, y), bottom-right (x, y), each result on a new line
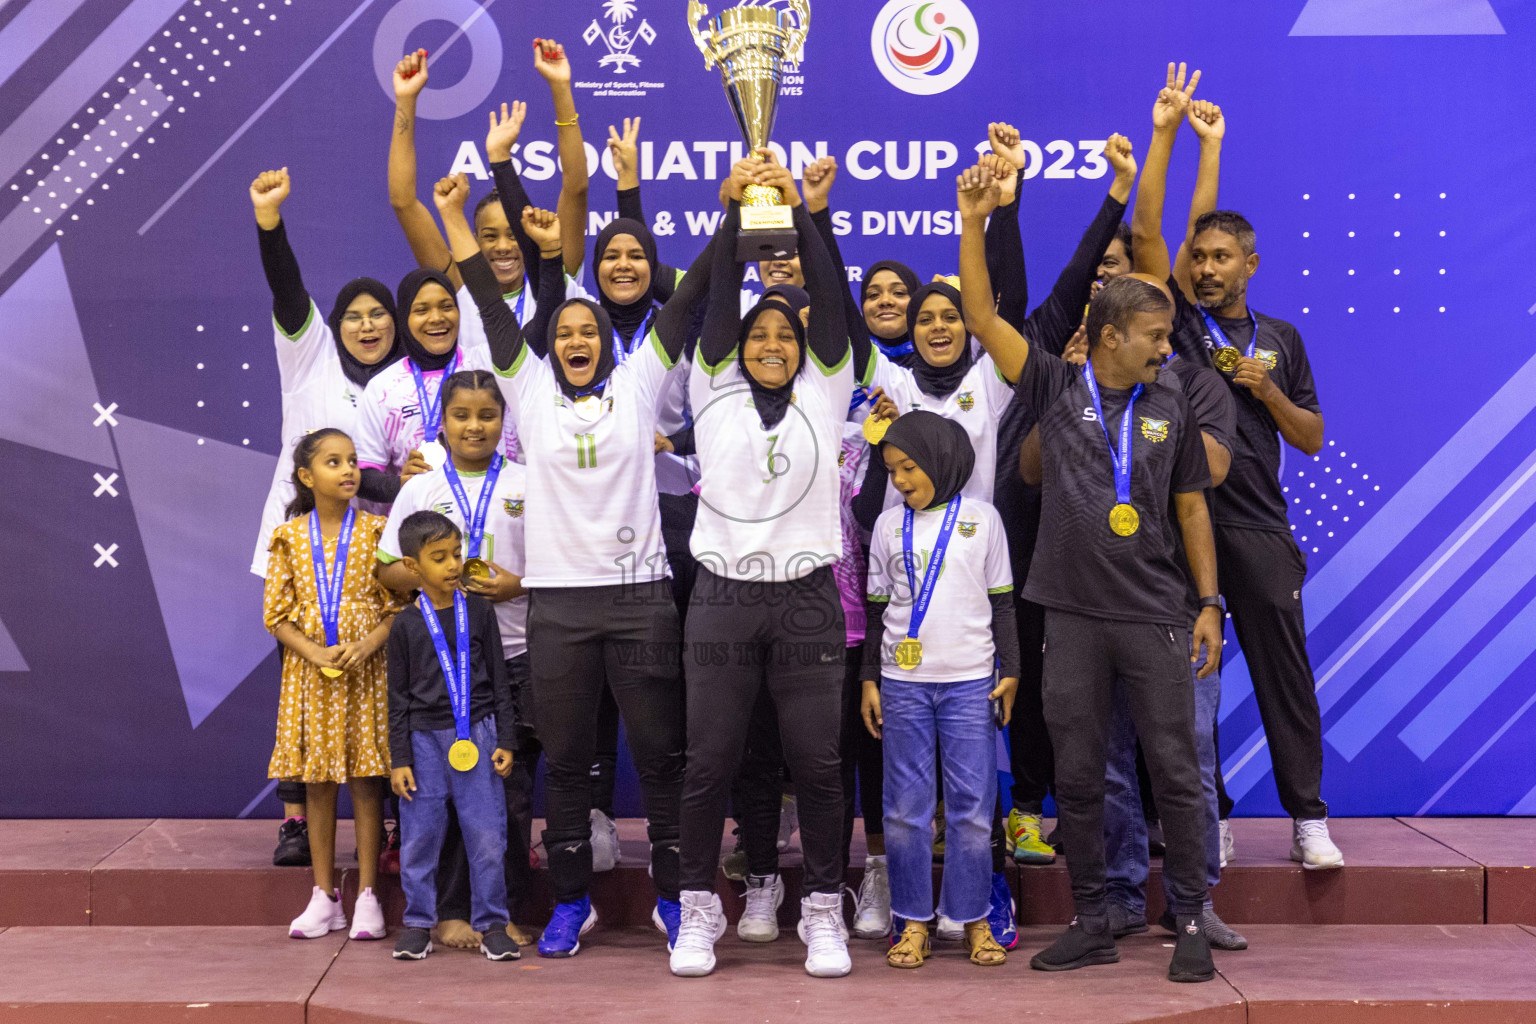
top-left (0, 817), bottom-right (1531, 1022)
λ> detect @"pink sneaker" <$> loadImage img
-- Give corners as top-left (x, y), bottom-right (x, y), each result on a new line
top-left (290, 886), bottom-right (345, 939)
top-left (350, 887), bottom-right (386, 940)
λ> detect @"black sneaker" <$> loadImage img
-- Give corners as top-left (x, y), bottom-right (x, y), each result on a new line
top-left (273, 818), bottom-right (311, 867)
top-left (1029, 915), bottom-right (1120, 971)
top-left (1161, 908), bottom-right (1247, 950)
top-left (481, 928), bottom-right (521, 961)
top-left (392, 927), bottom-right (432, 960)
top-left (1107, 903), bottom-right (1149, 938)
top-left (1167, 914), bottom-right (1215, 983)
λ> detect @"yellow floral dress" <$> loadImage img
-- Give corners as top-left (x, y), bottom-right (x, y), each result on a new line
top-left (265, 512), bottom-right (405, 783)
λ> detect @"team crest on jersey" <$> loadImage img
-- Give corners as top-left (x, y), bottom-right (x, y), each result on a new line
top-left (838, 451), bottom-right (846, 467)
top-left (431, 501), bottom-right (455, 516)
top-left (1140, 418), bottom-right (1170, 443)
top-left (1255, 349), bottom-right (1279, 370)
top-left (957, 390), bottom-right (975, 412)
top-left (503, 497), bottom-right (524, 518)
top-left (957, 518), bottom-right (978, 538)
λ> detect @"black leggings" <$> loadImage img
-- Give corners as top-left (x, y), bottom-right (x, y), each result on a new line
top-left (680, 567), bottom-right (846, 894)
top-left (527, 581), bottom-right (685, 903)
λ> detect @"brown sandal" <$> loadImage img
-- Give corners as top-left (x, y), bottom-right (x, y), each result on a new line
top-left (965, 920), bottom-right (1007, 966)
top-left (886, 923), bottom-right (932, 969)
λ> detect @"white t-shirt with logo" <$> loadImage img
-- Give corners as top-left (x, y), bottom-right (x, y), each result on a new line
top-left (864, 351), bottom-right (1016, 509)
top-left (376, 459), bottom-right (530, 659)
top-left (353, 345), bottom-right (520, 474)
top-left (690, 345), bottom-right (855, 583)
top-left (493, 330), bottom-right (677, 588)
top-left (866, 496), bottom-right (1012, 683)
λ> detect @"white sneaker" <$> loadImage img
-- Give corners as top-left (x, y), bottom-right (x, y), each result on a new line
top-left (349, 887), bottom-right (386, 940)
top-left (738, 873), bottom-right (784, 942)
top-left (798, 891), bottom-right (851, 977)
top-left (1219, 819), bottom-right (1235, 869)
top-left (777, 795), bottom-right (798, 853)
top-left (289, 886), bottom-right (346, 939)
top-left (852, 856), bottom-right (892, 939)
top-left (1291, 818), bottom-right (1344, 870)
top-left (934, 911), bottom-right (964, 941)
top-left (670, 891), bottom-right (727, 977)
top-left (590, 809), bottom-right (621, 873)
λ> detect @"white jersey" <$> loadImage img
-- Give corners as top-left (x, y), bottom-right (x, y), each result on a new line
top-left (492, 329), bottom-right (678, 588)
top-left (252, 303), bottom-right (372, 577)
top-left (867, 496), bottom-right (1012, 683)
top-left (377, 459), bottom-right (530, 659)
top-left (353, 345), bottom-right (519, 474)
top-left (690, 344), bottom-right (855, 583)
top-left (865, 352), bottom-right (1016, 510)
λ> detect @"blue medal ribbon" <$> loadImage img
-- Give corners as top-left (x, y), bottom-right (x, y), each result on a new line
top-left (418, 589), bottom-right (472, 742)
top-left (1081, 364), bottom-right (1142, 509)
top-left (879, 337), bottom-right (915, 360)
top-left (511, 280), bottom-right (530, 326)
top-left (307, 507), bottom-right (355, 647)
top-left (612, 307), bottom-right (656, 364)
top-left (901, 494), bottom-right (963, 645)
top-left (407, 349), bottom-right (462, 447)
top-left (442, 454), bottom-right (503, 560)
top-left (1198, 307), bottom-right (1257, 361)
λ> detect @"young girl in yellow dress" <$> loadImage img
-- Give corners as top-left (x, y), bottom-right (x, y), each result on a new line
top-left (265, 427), bottom-right (406, 940)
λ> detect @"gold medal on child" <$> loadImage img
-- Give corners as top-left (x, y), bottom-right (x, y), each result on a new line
top-left (1108, 502), bottom-right (1140, 537)
top-left (320, 666), bottom-right (343, 678)
top-left (862, 414), bottom-right (890, 445)
top-left (893, 638), bottom-right (924, 670)
top-left (1212, 346), bottom-right (1241, 373)
top-left (448, 739), bottom-right (479, 772)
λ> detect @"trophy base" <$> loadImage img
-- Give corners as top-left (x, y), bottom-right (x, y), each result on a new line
top-left (737, 203), bottom-right (798, 262)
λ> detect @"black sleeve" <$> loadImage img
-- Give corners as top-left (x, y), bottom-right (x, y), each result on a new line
top-left (489, 158), bottom-right (545, 294)
top-left (1021, 194), bottom-right (1127, 355)
top-left (1282, 325), bottom-right (1322, 414)
top-left (861, 598), bottom-right (888, 678)
top-left (1016, 343), bottom-right (1077, 421)
top-left (258, 220), bottom-right (312, 337)
top-left (986, 189), bottom-right (1028, 332)
top-left (812, 206), bottom-right (872, 381)
top-left (852, 458), bottom-right (887, 533)
top-left (480, 602), bottom-right (517, 749)
top-left (796, 204), bottom-right (848, 371)
top-left (989, 591), bottom-right (1020, 679)
top-left (1170, 392), bottom-right (1214, 494)
top-left (657, 231), bottom-right (720, 364)
top-left (359, 468), bottom-right (403, 505)
top-left (617, 185), bottom-right (645, 224)
top-left (698, 202), bottom-right (745, 367)
top-left (1180, 365), bottom-right (1237, 455)
top-left (457, 251), bottom-right (526, 373)
top-left (666, 425), bottom-right (695, 457)
top-left (386, 616), bottom-right (413, 769)
top-left (522, 254), bottom-right (566, 360)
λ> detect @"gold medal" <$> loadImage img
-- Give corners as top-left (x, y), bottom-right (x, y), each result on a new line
top-left (448, 739), bottom-right (479, 772)
top-left (1109, 503), bottom-right (1140, 537)
top-left (462, 558), bottom-right (492, 581)
top-left (320, 666), bottom-right (343, 678)
top-left (862, 414), bottom-right (890, 445)
top-left (1212, 346), bottom-right (1241, 373)
top-left (893, 637), bottom-right (924, 670)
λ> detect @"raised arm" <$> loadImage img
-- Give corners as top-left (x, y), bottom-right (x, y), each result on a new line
top-left (251, 168), bottom-right (310, 335)
top-left (484, 100), bottom-right (543, 294)
top-left (801, 155), bottom-right (869, 375)
top-left (1131, 62), bottom-right (1200, 286)
top-left (434, 174), bottom-right (526, 373)
top-left (984, 123), bottom-right (1028, 330)
top-left (519, 206), bottom-right (567, 360)
top-left (609, 115), bottom-right (680, 301)
top-left (387, 50), bottom-right (459, 289)
top-left (1021, 134), bottom-right (1137, 355)
top-left (759, 156), bottom-right (846, 370)
top-left (1175, 100), bottom-right (1225, 298)
top-left (697, 158), bottom-right (757, 368)
top-left (533, 39), bottom-right (588, 279)
top-left (957, 162), bottom-right (1027, 382)
top-left (655, 228), bottom-right (719, 363)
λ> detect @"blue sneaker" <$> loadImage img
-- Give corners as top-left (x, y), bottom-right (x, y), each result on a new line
top-left (537, 897), bottom-right (597, 958)
top-left (652, 897), bottom-right (681, 951)
top-left (989, 872), bottom-right (1018, 950)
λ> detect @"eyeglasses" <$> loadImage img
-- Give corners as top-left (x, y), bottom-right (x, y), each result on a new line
top-left (340, 309), bottom-right (390, 325)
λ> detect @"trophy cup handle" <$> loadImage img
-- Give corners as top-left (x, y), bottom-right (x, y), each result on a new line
top-left (687, 1), bottom-right (716, 68)
top-left (781, 0), bottom-right (811, 69)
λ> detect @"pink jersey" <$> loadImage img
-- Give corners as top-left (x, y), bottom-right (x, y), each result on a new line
top-left (354, 348), bottom-right (520, 473)
top-left (833, 421), bottom-right (870, 647)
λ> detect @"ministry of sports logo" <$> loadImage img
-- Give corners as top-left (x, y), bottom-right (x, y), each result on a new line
top-left (871, 0), bottom-right (979, 96)
top-left (584, 0), bottom-right (656, 73)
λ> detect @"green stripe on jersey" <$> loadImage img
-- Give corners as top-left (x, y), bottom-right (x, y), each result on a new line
top-left (276, 300), bottom-right (318, 342)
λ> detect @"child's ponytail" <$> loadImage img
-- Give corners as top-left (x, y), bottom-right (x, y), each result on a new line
top-left (283, 427), bottom-right (350, 520)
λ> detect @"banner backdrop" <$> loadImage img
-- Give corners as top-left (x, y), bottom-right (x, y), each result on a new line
top-left (0, 0), bottom-right (1531, 818)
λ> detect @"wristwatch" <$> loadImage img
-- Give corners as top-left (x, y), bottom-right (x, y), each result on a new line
top-left (1198, 595), bottom-right (1225, 614)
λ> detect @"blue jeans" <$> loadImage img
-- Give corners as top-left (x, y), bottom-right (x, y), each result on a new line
top-left (882, 675), bottom-right (996, 924)
top-left (400, 715), bottom-right (509, 934)
top-left (1104, 642), bottom-right (1222, 916)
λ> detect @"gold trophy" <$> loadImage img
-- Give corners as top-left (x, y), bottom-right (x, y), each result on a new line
top-left (688, 0), bottom-right (810, 261)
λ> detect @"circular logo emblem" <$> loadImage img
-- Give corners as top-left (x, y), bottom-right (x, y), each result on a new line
top-left (870, 0), bottom-right (979, 96)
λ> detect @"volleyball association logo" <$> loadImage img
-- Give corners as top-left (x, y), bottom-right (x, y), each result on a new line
top-left (871, 0), bottom-right (979, 95)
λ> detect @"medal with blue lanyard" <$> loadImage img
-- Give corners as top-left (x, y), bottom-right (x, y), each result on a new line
top-left (307, 507), bottom-right (355, 678)
top-left (612, 307), bottom-right (655, 364)
top-left (408, 349), bottom-right (462, 470)
top-left (1081, 364), bottom-right (1144, 537)
top-left (892, 495), bottom-right (963, 670)
top-left (443, 453), bottom-right (503, 583)
top-left (419, 589), bottom-right (478, 771)
top-left (1201, 308), bottom-right (1257, 375)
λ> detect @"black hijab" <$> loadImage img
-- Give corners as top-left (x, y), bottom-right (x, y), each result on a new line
top-left (546, 298), bottom-right (618, 401)
top-left (326, 278), bottom-right (401, 387)
top-left (906, 281), bottom-right (974, 399)
top-left (762, 283), bottom-right (810, 318)
top-left (880, 409), bottom-right (975, 510)
top-left (736, 296), bottom-right (807, 429)
top-left (594, 217), bottom-right (661, 347)
top-left (862, 259), bottom-right (921, 365)
top-left (395, 268), bottom-right (461, 371)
